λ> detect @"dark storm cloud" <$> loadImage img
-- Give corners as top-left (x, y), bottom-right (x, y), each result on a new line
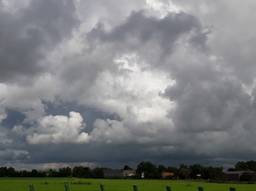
top-left (0, 0), bottom-right (78, 82)
top-left (0, 0), bottom-right (79, 164)
top-left (89, 11), bottom-right (198, 45)
top-left (78, 3), bottom-right (256, 164)
top-left (1, 110), bottom-right (25, 129)
top-left (0, 149), bottom-right (29, 162)
top-left (1, 0), bottom-right (256, 167)
top-left (87, 11), bottom-right (204, 65)
top-left (172, 0), bottom-right (256, 84)
top-left (164, 62), bottom-right (251, 132)
top-left (3, 6), bottom-right (234, 165)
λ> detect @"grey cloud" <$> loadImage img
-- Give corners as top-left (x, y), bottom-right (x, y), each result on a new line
top-left (0, 149), bottom-right (30, 162)
top-left (165, 69), bottom-right (251, 132)
top-left (52, 10), bottom-right (204, 109)
top-left (89, 11), bottom-right (198, 43)
top-left (55, 10), bottom-right (203, 106)
top-left (76, 0), bottom-right (145, 31)
top-left (28, 7), bottom-right (248, 165)
top-left (0, 0), bottom-right (78, 82)
top-left (173, 0), bottom-right (256, 84)
top-left (1, 0), bottom-right (256, 167)
top-left (88, 11), bottom-right (204, 65)
top-left (0, 131), bottom-right (12, 145)
top-left (80, 2), bottom-right (256, 163)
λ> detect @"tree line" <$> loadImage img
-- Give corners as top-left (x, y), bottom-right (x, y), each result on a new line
top-left (0, 166), bottom-right (104, 178)
top-left (0, 160), bottom-right (255, 179)
top-left (136, 162), bottom-right (224, 180)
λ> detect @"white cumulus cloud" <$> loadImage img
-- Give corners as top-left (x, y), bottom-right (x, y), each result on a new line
top-left (27, 111), bottom-right (90, 144)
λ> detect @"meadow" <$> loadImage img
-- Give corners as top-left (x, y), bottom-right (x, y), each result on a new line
top-left (0, 178), bottom-right (256, 191)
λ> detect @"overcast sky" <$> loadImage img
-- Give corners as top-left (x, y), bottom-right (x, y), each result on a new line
top-left (0, 0), bottom-right (256, 169)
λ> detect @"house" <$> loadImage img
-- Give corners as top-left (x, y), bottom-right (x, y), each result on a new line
top-left (103, 169), bottom-right (123, 178)
top-left (161, 171), bottom-right (175, 179)
top-left (223, 170), bottom-right (256, 181)
top-left (123, 169), bottom-right (136, 177)
top-left (103, 168), bottom-right (136, 178)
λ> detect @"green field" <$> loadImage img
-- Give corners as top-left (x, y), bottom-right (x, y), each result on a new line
top-left (0, 178), bottom-right (256, 191)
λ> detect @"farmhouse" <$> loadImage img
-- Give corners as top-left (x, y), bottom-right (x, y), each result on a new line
top-left (123, 169), bottom-right (136, 177)
top-left (161, 171), bottom-right (175, 179)
top-left (103, 168), bottom-right (136, 178)
top-left (223, 170), bottom-right (256, 181)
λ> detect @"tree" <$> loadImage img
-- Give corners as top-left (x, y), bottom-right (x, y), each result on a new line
top-left (190, 164), bottom-right (203, 179)
top-left (136, 161), bottom-right (159, 179)
top-left (47, 169), bottom-right (59, 177)
top-left (92, 168), bottom-right (104, 178)
top-left (0, 167), bottom-right (8, 177)
top-left (72, 166), bottom-right (92, 178)
top-left (235, 160), bottom-right (256, 171)
top-left (7, 167), bottom-right (16, 177)
top-left (178, 165), bottom-right (191, 179)
top-left (59, 167), bottom-right (72, 177)
top-left (123, 165), bottom-right (132, 170)
top-left (31, 169), bottom-right (39, 177)
top-left (246, 161), bottom-right (256, 171)
top-left (235, 161), bottom-right (249, 171)
top-left (157, 165), bottom-right (166, 173)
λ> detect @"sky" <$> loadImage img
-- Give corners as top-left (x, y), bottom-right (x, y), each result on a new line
top-left (0, 0), bottom-right (256, 169)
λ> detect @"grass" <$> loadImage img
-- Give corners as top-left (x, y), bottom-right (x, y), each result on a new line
top-left (0, 178), bottom-right (256, 191)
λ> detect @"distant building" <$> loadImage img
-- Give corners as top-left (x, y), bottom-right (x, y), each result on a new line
top-left (123, 169), bottom-right (136, 177)
top-left (103, 169), bottom-right (123, 178)
top-left (161, 171), bottom-right (175, 179)
top-left (223, 170), bottom-right (256, 181)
